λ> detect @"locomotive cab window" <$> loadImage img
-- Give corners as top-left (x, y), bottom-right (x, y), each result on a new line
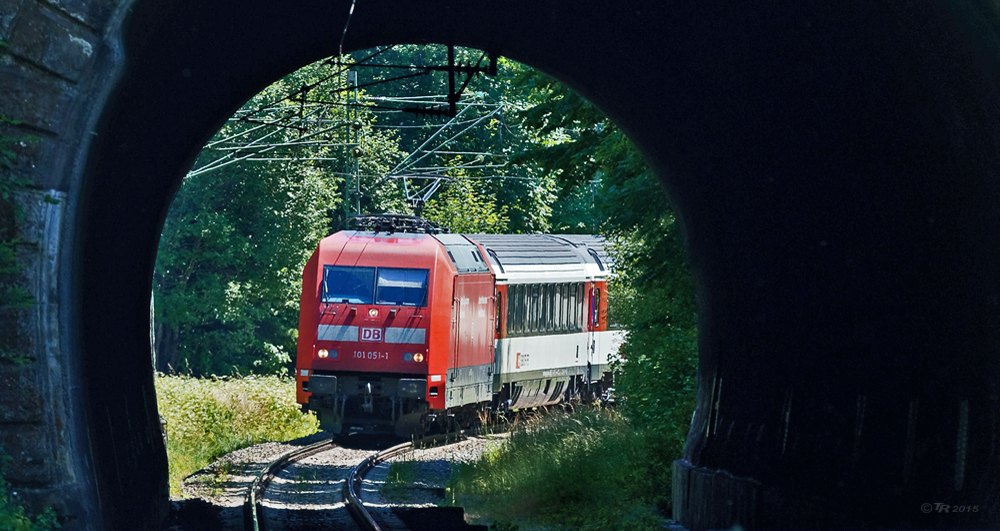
top-left (375, 268), bottom-right (429, 306)
top-left (322, 265), bottom-right (375, 304)
top-left (322, 265), bottom-right (428, 306)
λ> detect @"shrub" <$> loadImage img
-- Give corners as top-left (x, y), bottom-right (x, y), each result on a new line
top-left (449, 408), bottom-right (669, 531)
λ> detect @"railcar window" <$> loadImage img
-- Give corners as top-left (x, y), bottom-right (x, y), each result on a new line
top-left (541, 284), bottom-right (550, 332)
top-left (501, 282), bottom-right (594, 336)
top-left (565, 283), bottom-right (572, 331)
top-left (506, 284), bottom-right (520, 335)
top-left (375, 267), bottom-right (429, 306)
top-left (556, 284), bottom-right (564, 331)
top-left (322, 265), bottom-right (375, 304)
top-left (591, 287), bottom-right (601, 329)
top-left (552, 284), bottom-right (558, 331)
top-left (520, 285), bottom-right (528, 333)
top-left (564, 284), bottom-right (572, 332)
top-left (530, 284), bottom-right (539, 333)
top-left (507, 286), bottom-right (521, 335)
top-left (496, 292), bottom-right (503, 335)
top-left (525, 285), bottom-right (532, 333)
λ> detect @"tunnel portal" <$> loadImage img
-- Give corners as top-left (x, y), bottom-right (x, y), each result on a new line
top-left (2, 0), bottom-right (1000, 529)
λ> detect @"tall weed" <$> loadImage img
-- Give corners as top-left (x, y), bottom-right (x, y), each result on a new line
top-left (449, 408), bottom-right (669, 531)
top-left (155, 373), bottom-right (319, 496)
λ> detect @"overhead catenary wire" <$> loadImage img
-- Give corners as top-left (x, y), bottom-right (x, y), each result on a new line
top-left (188, 119), bottom-right (354, 178)
top-left (390, 105), bottom-right (505, 175)
top-left (189, 44), bottom-right (536, 206)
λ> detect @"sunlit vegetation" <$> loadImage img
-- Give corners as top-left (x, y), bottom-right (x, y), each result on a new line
top-left (448, 408), bottom-right (670, 531)
top-left (153, 46), bottom-right (697, 521)
top-left (154, 374), bottom-right (319, 496)
top-left (516, 65), bottom-right (698, 485)
top-left (382, 459), bottom-right (421, 502)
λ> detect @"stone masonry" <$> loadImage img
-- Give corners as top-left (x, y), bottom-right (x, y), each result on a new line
top-left (1, 0), bottom-right (125, 528)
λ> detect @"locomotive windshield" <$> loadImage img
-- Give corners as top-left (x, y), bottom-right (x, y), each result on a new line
top-left (322, 265), bottom-right (429, 306)
top-left (322, 265), bottom-right (375, 303)
top-left (376, 268), bottom-right (429, 306)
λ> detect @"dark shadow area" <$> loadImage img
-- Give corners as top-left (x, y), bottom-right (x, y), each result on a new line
top-left (395, 507), bottom-right (487, 531)
top-left (165, 499), bottom-right (223, 531)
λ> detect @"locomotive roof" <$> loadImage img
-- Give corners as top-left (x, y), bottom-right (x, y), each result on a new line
top-left (319, 231), bottom-right (611, 281)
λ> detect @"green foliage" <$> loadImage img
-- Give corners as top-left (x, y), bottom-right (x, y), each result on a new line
top-left (422, 174), bottom-right (509, 233)
top-left (154, 57), bottom-right (410, 375)
top-left (512, 68), bottom-right (699, 501)
top-left (354, 47), bottom-right (560, 233)
top-left (448, 409), bottom-right (667, 531)
top-left (549, 179), bottom-right (598, 233)
top-left (155, 373), bottom-right (319, 496)
top-left (0, 448), bottom-right (59, 530)
top-left (381, 459), bottom-right (419, 502)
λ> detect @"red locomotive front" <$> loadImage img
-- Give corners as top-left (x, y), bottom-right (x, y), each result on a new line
top-left (296, 225), bottom-right (495, 437)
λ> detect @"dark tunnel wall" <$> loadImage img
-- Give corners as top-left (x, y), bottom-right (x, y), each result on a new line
top-left (78, 0), bottom-right (1000, 529)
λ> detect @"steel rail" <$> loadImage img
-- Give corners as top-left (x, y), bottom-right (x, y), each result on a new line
top-left (344, 431), bottom-right (470, 531)
top-left (243, 438), bottom-right (333, 531)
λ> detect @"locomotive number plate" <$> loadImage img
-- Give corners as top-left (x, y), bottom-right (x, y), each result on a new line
top-left (354, 351), bottom-right (389, 360)
top-left (360, 327), bottom-right (383, 342)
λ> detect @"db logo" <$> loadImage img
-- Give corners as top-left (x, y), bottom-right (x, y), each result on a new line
top-left (361, 328), bottom-right (383, 342)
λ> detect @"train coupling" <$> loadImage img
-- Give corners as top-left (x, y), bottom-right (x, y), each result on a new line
top-left (362, 382), bottom-right (374, 413)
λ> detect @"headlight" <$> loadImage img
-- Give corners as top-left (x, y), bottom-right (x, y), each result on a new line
top-left (413, 352), bottom-right (424, 363)
top-left (317, 349), bottom-right (329, 358)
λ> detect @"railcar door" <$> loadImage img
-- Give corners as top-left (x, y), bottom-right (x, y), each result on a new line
top-left (451, 277), bottom-right (461, 375)
top-left (588, 282), bottom-right (599, 383)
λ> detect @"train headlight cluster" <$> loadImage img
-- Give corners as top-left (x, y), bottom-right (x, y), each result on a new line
top-left (317, 349), bottom-right (338, 359)
top-left (403, 352), bottom-right (425, 362)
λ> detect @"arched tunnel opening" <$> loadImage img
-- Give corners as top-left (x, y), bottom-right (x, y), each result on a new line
top-left (150, 44), bottom-right (693, 523)
top-left (73, 1), bottom-right (1000, 529)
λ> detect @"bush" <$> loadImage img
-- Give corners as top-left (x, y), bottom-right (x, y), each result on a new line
top-left (155, 373), bottom-right (319, 495)
top-left (448, 408), bottom-right (669, 531)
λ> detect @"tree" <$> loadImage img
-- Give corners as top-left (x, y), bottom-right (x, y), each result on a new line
top-left (353, 47), bottom-right (559, 233)
top-left (421, 173), bottom-right (509, 233)
top-left (513, 68), bottom-right (698, 451)
top-left (154, 58), bottom-right (407, 376)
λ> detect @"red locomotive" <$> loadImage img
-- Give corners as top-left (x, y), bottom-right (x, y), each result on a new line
top-left (295, 215), bottom-right (621, 437)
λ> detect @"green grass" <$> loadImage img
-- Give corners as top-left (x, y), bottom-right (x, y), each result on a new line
top-left (383, 459), bottom-right (420, 502)
top-left (447, 408), bottom-right (673, 531)
top-left (155, 373), bottom-right (320, 496)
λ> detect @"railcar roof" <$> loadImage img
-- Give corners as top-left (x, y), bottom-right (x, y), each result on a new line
top-left (466, 233), bottom-right (610, 271)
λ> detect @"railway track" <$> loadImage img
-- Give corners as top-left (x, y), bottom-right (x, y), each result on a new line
top-left (243, 438), bottom-right (334, 531)
top-left (245, 431), bottom-right (471, 531)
